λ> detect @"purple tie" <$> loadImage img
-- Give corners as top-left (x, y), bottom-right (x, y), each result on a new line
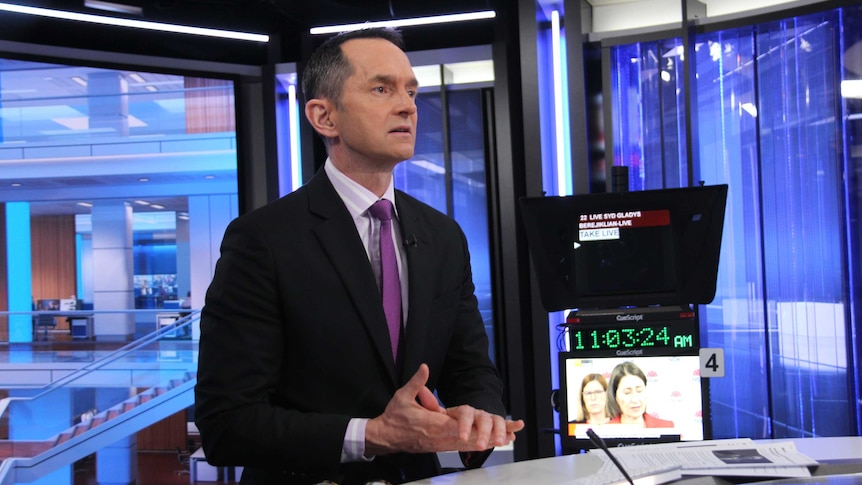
top-left (369, 199), bottom-right (401, 362)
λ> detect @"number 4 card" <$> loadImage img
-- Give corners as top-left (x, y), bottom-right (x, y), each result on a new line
top-left (699, 348), bottom-right (725, 377)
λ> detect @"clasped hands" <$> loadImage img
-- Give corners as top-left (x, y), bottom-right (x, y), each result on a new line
top-left (365, 363), bottom-right (525, 456)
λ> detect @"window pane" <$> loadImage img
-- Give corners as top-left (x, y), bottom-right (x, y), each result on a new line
top-left (0, 59), bottom-right (238, 341)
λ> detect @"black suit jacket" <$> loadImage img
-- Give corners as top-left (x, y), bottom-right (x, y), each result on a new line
top-left (194, 170), bottom-right (505, 484)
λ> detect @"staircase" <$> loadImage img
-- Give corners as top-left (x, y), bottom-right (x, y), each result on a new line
top-left (0, 314), bottom-right (199, 485)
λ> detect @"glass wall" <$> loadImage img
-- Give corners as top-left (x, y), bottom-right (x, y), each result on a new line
top-left (754, 10), bottom-right (849, 437)
top-left (609, 38), bottom-right (688, 191)
top-left (691, 25), bottom-right (771, 438)
top-left (606, 4), bottom-right (862, 438)
top-left (0, 58), bottom-right (239, 342)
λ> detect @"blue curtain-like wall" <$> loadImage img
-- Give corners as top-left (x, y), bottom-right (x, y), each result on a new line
top-left (756, 10), bottom-right (849, 437)
top-left (607, 4), bottom-right (862, 438)
top-left (691, 24), bottom-right (771, 439)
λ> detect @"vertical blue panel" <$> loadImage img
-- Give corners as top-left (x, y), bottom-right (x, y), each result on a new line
top-left (639, 42), bottom-right (663, 190)
top-left (447, 89), bottom-right (494, 362)
top-left (659, 38), bottom-right (688, 189)
top-left (692, 26), bottom-right (770, 439)
top-left (275, 75), bottom-right (304, 197)
top-left (610, 43), bottom-right (647, 191)
top-left (76, 233), bottom-right (84, 300)
top-left (536, 22), bottom-right (558, 195)
top-left (610, 38), bottom-right (687, 191)
top-left (6, 201), bottom-right (32, 343)
top-left (275, 80), bottom-right (292, 197)
top-left (756, 10), bottom-right (848, 437)
top-left (840, 5), bottom-right (862, 435)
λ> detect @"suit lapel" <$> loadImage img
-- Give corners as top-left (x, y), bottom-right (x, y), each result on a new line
top-left (307, 173), bottom-right (400, 384)
top-left (395, 193), bottom-right (436, 384)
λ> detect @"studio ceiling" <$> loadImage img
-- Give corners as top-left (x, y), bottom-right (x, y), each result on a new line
top-left (0, 0), bottom-right (502, 64)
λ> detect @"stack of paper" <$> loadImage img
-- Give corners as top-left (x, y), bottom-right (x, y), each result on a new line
top-left (589, 439), bottom-right (819, 480)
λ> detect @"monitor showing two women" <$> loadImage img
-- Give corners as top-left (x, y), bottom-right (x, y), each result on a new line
top-left (561, 355), bottom-right (705, 448)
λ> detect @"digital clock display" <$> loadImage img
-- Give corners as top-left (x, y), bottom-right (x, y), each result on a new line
top-left (567, 319), bottom-right (698, 356)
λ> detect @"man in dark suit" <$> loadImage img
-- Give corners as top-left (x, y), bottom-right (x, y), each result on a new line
top-left (194, 27), bottom-right (524, 485)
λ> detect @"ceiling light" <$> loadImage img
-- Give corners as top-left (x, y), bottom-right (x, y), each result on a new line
top-left (310, 10), bottom-right (495, 35)
top-left (11, 182), bottom-right (21, 187)
top-left (138, 177), bottom-right (149, 182)
top-left (145, 85), bottom-right (158, 92)
top-left (134, 199), bottom-right (150, 205)
top-left (128, 72), bottom-right (146, 83)
top-left (77, 201), bottom-right (94, 207)
top-left (84, 0), bottom-right (141, 16)
top-left (0, 2), bottom-right (269, 42)
top-left (71, 76), bottom-right (88, 87)
top-left (149, 203), bottom-right (165, 209)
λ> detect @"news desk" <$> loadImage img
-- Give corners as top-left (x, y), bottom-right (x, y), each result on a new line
top-left (406, 437), bottom-right (862, 485)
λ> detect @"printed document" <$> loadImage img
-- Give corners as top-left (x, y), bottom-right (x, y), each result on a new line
top-left (589, 439), bottom-right (818, 479)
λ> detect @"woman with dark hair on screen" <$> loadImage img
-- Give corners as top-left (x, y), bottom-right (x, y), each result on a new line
top-left (606, 361), bottom-right (674, 428)
top-left (577, 373), bottom-right (610, 425)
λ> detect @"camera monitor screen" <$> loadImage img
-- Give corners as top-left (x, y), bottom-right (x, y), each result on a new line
top-left (560, 342), bottom-right (705, 451)
top-left (520, 185), bottom-right (728, 311)
top-left (36, 299), bottom-right (61, 311)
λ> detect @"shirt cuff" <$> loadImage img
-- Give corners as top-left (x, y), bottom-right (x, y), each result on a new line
top-left (341, 417), bottom-right (373, 463)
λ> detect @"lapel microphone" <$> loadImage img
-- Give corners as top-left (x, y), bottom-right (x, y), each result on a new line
top-left (403, 234), bottom-right (418, 248)
top-left (587, 428), bottom-right (635, 485)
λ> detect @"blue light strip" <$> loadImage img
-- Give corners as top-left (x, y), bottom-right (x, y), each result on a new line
top-left (76, 233), bottom-right (85, 300)
top-left (551, 10), bottom-right (573, 196)
top-left (288, 84), bottom-right (303, 192)
top-left (6, 201), bottom-right (33, 343)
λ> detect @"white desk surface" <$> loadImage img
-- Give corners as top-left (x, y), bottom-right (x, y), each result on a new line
top-left (779, 437), bottom-right (862, 463)
top-left (407, 437), bottom-right (862, 485)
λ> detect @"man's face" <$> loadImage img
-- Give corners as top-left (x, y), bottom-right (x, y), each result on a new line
top-left (328, 38), bottom-right (419, 169)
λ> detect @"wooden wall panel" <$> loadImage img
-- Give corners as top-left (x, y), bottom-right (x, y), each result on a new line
top-left (30, 215), bottom-right (77, 328)
top-left (185, 77), bottom-right (235, 134)
top-left (137, 409), bottom-right (189, 452)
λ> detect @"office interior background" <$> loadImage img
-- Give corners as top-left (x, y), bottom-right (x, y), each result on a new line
top-left (0, 0), bottom-right (861, 482)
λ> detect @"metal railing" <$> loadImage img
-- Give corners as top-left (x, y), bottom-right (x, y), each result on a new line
top-left (0, 312), bottom-right (200, 484)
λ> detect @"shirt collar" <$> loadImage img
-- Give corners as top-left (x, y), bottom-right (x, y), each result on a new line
top-left (324, 158), bottom-right (398, 217)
